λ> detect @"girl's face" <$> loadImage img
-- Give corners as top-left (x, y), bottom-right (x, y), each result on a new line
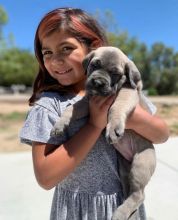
top-left (41, 30), bottom-right (89, 93)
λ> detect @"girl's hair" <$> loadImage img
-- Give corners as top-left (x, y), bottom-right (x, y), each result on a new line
top-left (29, 7), bottom-right (108, 105)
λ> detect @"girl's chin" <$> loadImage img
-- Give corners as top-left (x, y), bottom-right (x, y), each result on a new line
top-left (58, 80), bottom-right (74, 87)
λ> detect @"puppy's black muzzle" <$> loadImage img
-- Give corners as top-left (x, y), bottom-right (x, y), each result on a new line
top-left (86, 77), bottom-right (113, 96)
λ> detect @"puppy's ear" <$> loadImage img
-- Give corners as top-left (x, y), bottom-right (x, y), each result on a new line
top-left (82, 51), bottom-right (95, 73)
top-left (125, 61), bottom-right (141, 89)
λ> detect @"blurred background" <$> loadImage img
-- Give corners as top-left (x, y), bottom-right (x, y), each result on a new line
top-left (0, 1), bottom-right (178, 220)
top-left (0, 0), bottom-right (178, 153)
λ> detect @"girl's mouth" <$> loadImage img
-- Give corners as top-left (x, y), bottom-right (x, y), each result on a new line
top-left (56, 68), bottom-right (73, 75)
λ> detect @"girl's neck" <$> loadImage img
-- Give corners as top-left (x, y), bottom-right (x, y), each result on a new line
top-left (72, 89), bottom-right (86, 97)
top-left (72, 80), bottom-right (86, 97)
top-left (77, 90), bottom-right (86, 97)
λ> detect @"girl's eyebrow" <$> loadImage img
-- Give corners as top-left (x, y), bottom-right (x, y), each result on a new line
top-left (41, 47), bottom-right (49, 51)
top-left (60, 41), bottom-right (71, 46)
top-left (59, 41), bottom-right (76, 48)
top-left (41, 41), bottom-right (72, 51)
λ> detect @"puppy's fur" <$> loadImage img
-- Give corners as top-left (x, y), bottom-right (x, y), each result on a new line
top-left (51, 46), bottom-right (156, 220)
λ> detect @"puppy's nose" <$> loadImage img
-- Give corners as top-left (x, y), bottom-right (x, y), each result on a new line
top-left (93, 79), bottom-right (104, 87)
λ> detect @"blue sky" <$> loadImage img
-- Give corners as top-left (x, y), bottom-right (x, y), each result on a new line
top-left (1, 0), bottom-right (178, 52)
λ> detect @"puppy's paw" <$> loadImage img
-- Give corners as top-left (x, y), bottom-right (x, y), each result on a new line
top-left (50, 126), bottom-right (64, 137)
top-left (106, 122), bottom-right (124, 144)
top-left (50, 120), bottom-right (68, 137)
top-left (114, 123), bottom-right (125, 139)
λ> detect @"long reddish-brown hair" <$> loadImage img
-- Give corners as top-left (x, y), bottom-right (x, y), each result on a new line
top-left (29, 7), bottom-right (108, 105)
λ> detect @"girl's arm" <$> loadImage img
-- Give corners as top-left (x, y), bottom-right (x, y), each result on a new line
top-left (126, 105), bottom-right (169, 144)
top-left (32, 123), bottom-right (102, 190)
top-left (32, 95), bottom-right (115, 190)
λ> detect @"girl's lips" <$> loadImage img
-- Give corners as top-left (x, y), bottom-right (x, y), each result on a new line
top-left (56, 68), bottom-right (73, 75)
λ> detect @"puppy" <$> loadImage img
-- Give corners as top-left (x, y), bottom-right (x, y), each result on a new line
top-left (51, 46), bottom-right (156, 220)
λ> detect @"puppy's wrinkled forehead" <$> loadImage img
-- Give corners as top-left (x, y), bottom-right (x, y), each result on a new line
top-left (94, 47), bottom-right (128, 72)
top-left (100, 52), bottom-right (120, 68)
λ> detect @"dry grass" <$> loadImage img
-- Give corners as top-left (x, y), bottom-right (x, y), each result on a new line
top-left (0, 97), bottom-right (30, 153)
top-left (155, 103), bottom-right (178, 137)
top-left (0, 95), bottom-right (177, 153)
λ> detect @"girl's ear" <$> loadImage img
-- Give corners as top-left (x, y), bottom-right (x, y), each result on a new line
top-left (82, 51), bottom-right (95, 73)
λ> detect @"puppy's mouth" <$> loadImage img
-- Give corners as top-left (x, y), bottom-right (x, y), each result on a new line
top-left (86, 78), bottom-right (113, 96)
top-left (88, 90), bottom-right (113, 96)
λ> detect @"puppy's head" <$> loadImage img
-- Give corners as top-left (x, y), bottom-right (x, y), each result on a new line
top-left (83, 46), bottom-right (141, 96)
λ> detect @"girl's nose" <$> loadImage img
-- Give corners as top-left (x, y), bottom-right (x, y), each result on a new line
top-left (51, 54), bottom-right (64, 66)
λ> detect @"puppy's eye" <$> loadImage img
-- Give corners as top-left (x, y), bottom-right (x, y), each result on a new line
top-left (111, 74), bottom-right (121, 82)
top-left (110, 67), bottom-right (118, 73)
top-left (92, 59), bottom-right (101, 69)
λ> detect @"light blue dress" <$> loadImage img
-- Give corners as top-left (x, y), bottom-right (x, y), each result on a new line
top-left (20, 91), bottom-right (155, 220)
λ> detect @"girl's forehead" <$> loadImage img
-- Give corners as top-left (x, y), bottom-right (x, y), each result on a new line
top-left (41, 31), bottom-right (70, 43)
top-left (41, 29), bottom-right (66, 40)
top-left (41, 31), bottom-right (84, 48)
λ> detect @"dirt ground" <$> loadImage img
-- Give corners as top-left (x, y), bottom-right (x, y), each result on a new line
top-left (0, 94), bottom-right (178, 153)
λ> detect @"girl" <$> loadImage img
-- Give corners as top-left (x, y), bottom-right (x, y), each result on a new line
top-left (20, 7), bottom-right (169, 220)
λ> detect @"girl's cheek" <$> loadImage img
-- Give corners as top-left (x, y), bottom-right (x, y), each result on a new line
top-left (44, 61), bottom-right (50, 71)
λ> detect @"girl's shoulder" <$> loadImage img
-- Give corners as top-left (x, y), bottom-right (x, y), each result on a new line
top-left (35, 91), bottom-right (82, 115)
top-left (37, 91), bottom-right (68, 101)
top-left (20, 91), bottom-right (73, 146)
top-left (33, 91), bottom-right (62, 116)
top-left (36, 91), bottom-right (67, 106)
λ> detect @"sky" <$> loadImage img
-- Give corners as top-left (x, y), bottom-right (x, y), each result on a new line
top-left (1, 0), bottom-right (178, 52)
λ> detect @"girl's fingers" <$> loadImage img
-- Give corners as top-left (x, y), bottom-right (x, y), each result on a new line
top-left (89, 95), bottom-right (116, 114)
top-left (90, 95), bottom-right (115, 107)
top-left (104, 95), bottom-right (115, 105)
top-left (100, 95), bottom-right (115, 110)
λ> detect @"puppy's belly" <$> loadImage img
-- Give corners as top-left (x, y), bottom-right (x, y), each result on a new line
top-left (113, 136), bottom-right (136, 161)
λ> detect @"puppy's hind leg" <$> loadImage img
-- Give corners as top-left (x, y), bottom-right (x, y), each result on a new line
top-left (130, 148), bottom-right (156, 193)
top-left (112, 148), bottom-right (156, 220)
top-left (112, 189), bottom-right (144, 220)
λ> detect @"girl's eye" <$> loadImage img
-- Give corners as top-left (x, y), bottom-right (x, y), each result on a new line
top-left (42, 51), bottom-right (53, 60)
top-left (62, 46), bottom-right (73, 53)
top-left (42, 51), bottom-right (52, 56)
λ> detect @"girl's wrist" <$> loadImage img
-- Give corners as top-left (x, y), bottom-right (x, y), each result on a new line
top-left (87, 120), bottom-right (104, 133)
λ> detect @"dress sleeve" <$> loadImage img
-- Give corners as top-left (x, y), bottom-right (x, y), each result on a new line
top-left (139, 92), bottom-right (157, 115)
top-left (19, 105), bottom-right (68, 146)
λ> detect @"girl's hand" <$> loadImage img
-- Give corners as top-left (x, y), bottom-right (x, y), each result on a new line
top-left (88, 95), bottom-right (115, 130)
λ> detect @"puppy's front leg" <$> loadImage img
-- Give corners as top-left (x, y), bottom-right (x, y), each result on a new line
top-left (106, 88), bottom-right (139, 143)
top-left (51, 97), bottom-right (89, 136)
